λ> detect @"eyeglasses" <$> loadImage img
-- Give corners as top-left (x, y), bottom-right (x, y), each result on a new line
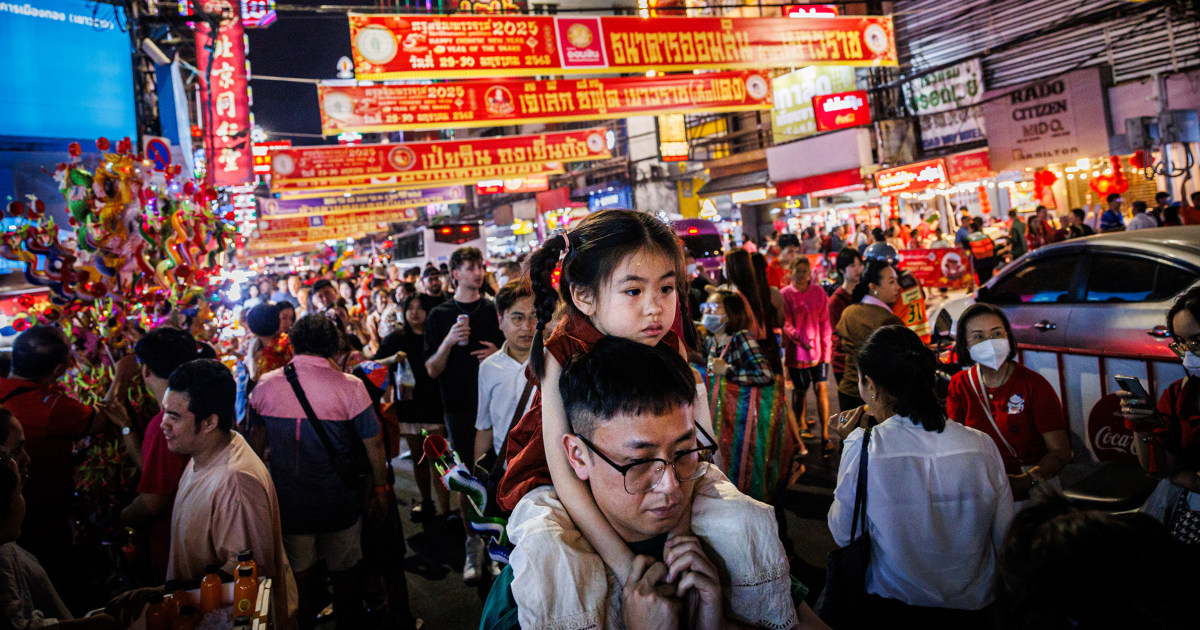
top-left (1169, 339), bottom-right (1200, 359)
top-left (575, 424), bottom-right (718, 495)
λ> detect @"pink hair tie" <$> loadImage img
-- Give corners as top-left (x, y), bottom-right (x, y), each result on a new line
top-left (560, 232), bottom-right (571, 259)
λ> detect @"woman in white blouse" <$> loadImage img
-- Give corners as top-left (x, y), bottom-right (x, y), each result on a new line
top-left (827, 325), bottom-right (1014, 626)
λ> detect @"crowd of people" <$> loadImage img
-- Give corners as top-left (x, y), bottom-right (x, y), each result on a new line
top-left (0, 207), bottom-right (1197, 630)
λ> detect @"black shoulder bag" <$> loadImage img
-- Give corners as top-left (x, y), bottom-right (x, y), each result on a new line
top-left (817, 425), bottom-right (873, 629)
top-left (283, 363), bottom-right (373, 492)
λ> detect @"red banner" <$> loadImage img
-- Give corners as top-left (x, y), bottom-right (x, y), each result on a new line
top-left (946, 149), bottom-right (993, 183)
top-left (873, 158), bottom-right (948, 195)
top-left (349, 13), bottom-right (897, 80)
top-left (784, 5), bottom-right (839, 18)
top-left (813, 90), bottom-right (871, 132)
top-left (319, 71), bottom-right (772, 134)
top-left (897, 248), bottom-right (974, 290)
top-left (476, 175), bottom-right (549, 195)
top-left (258, 206), bottom-right (418, 241)
top-left (270, 129), bottom-right (605, 186)
top-left (272, 161), bottom-right (565, 195)
top-left (196, 1), bottom-right (253, 186)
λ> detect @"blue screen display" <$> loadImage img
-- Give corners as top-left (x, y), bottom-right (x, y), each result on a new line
top-left (0, 0), bottom-right (136, 141)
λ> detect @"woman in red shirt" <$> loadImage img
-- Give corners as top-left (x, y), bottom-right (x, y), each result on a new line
top-left (1120, 286), bottom-right (1200, 540)
top-left (946, 304), bottom-right (1073, 501)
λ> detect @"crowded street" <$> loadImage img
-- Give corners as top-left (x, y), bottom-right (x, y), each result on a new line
top-left (3, 1), bottom-right (1200, 629)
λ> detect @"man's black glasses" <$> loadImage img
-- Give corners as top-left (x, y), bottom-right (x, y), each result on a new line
top-left (575, 423), bottom-right (719, 495)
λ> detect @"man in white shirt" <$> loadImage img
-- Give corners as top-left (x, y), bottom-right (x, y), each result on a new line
top-left (473, 281), bottom-right (537, 466)
top-left (1126, 200), bottom-right (1159, 231)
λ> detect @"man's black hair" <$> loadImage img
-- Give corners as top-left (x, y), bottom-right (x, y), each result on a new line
top-left (835, 247), bottom-right (862, 274)
top-left (11, 325), bottom-right (70, 380)
top-left (1071, 207), bottom-right (1087, 220)
top-left (1132, 200), bottom-right (1148, 214)
top-left (246, 303), bottom-right (281, 337)
top-left (134, 327), bottom-right (199, 380)
top-left (496, 280), bottom-right (533, 316)
top-left (290, 313), bottom-right (341, 358)
top-left (559, 337), bottom-right (695, 439)
top-left (1106, 193), bottom-right (1121, 203)
top-left (167, 359), bottom-right (235, 434)
top-left (449, 246), bottom-right (483, 272)
top-left (311, 279), bottom-right (334, 294)
top-left (1155, 192), bottom-right (1170, 203)
top-left (777, 233), bottom-right (800, 250)
top-left (404, 266), bottom-right (421, 277)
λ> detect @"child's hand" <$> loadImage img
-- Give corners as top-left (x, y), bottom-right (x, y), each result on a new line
top-left (623, 555), bottom-right (681, 630)
top-left (664, 536), bottom-right (722, 630)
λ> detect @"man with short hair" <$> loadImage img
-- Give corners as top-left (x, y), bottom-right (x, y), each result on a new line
top-left (403, 266), bottom-right (421, 285)
top-left (309, 278), bottom-right (340, 312)
top-left (767, 234), bottom-right (800, 289)
top-left (1065, 208), bottom-right (1096, 239)
top-left (481, 338), bottom-right (824, 630)
top-left (115, 327), bottom-right (200, 582)
top-left (1183, 190), bottom-right (1200, 225)
top-left (0, 325), bottom-right (126, 599)
top-left (1008, 210), bottom-right (1027, 260)
top-left (473, 281), bottom-right (537, 467)
top-left (421, 266), bottom-right (448, 304)
top-left (250, 313), bottom-right (389, 629)
top-left (829, 225), bottom-right (846, 254)
top-left (424, 246), bottom-right (504, 583)
top-left (1100, 193), bottom-right (1126, 232)
top-left (160, 359), bottom-right (296, 623)
top-left (967, 216), bottom-right (999, 283)
top-left (1126, 200), bottom-right (1158, 231)
top-left (270, 275), bottom-right (302, 308)
top-left (954, 209), bottom-right (972, 250)
top-left (1152, 192), bottom-right (1170, 225)
top-left (494, 261), bottom-right (523, 291)
top-left (829, 247), bottom-right (864, 387)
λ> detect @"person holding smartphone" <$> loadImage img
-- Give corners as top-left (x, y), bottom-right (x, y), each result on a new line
top-left (1120, 286), bottom-right (1200, 542)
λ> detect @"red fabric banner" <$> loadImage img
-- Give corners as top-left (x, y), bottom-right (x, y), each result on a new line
top-left (196, 1), bottom-right (253, 186)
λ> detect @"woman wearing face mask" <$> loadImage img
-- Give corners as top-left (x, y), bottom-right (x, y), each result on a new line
top-left (947, 304), bottom-right (1073, 502)
top-left (1119, 286), bottom-right (1200, 541)
top-left (701, 291), bottom-right (774, 386)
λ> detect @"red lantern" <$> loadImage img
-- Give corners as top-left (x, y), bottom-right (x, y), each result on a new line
top-left (95, 137), bottom-right (110, 151)
top-left (977, 185), bottom-right (991, 215)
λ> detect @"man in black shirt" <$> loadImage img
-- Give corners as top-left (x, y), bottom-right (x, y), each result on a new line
top-left (424, 246), bottom-right (504, 583)
top-left (421, 266), bottom-right (449, 306)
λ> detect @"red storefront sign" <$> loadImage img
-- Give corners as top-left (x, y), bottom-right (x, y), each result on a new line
top-left (258, 206), bottom-right (419, 240)
top-left (946, 149), bottom-right (993, 183)
top-left (252, 140), bottom-right (291, 176)
top-left (273, 162), bottom-right (564, 194)
top-left (897, 248), bottom-right (974, 290)
top-left (784, 5), bottom-right (839, 18)
top-left (813, 90), bottom-right (871, 131)
top-left (318, 71), bottom-right (772, 134)
top-left (775, 168), bottom-right (862, 197)
top-left (476, 175), bottom-right (550, 195)
top-left (195, 1), bottom-right (253, 187)
top-left (348, 13), bottom-right (898, 80)
top-left (873, 158), bottom-right (948, 195)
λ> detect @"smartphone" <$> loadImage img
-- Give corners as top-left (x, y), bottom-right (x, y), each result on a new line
top-left (1114, 375), bottom-right (1162, 425)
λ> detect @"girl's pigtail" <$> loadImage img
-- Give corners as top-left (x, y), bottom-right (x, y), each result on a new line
top-left (526, 234), bottom-right (567, 380)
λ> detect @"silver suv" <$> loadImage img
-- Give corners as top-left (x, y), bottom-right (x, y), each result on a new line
top-left (935, 226), bottom-right (1200, 358)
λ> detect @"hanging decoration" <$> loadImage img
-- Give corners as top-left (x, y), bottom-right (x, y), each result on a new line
top-left (1033, 169), bottom-right (1058, 208)
top-left (977, 185), bottom-right (991, 216)
top-left (1088, 155), bottom-right (1129, 196)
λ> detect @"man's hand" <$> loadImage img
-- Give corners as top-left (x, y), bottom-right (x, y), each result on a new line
top-left (623, 555), bottom-right (680, 630)
top-left (96, 399), bottom-right (132, 430)
top-left (1116, 390), bottom-right (1161, 426)
top-left (105, 587), bottom-right (163, 627)
top-left (367, 490), bottom-right (390, 526)
top-left (441, 318), bottom-right (470, 350)
top-left (113, 354), bottom-right (140, 385)
top-left (471, 341), bottom-right (499, 361)
top-left (664, 535), bottom-right (723, 630)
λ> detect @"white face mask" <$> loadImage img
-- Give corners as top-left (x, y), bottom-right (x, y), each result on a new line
top-left (701, 314), bottom-right (726, 334)
top-left (969, 338), bottom-right (1010, 371)
top-left (1183, 352), bottom-right (1200, 377)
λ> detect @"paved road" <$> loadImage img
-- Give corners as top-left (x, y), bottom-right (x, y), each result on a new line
top-left (386, 376), bottom-right (845, 629)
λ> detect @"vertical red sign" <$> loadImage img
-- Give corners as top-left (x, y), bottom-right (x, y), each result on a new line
top-left (195, 1), bottom-right (253, 187)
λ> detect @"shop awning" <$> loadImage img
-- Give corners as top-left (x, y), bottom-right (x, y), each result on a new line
top-left (776, 168), bottom-right (864, 197)
top-left (697, 170), bottom-right (770, 198)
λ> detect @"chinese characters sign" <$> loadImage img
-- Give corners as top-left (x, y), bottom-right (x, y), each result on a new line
top-left (270, 128), bottom-right (607, 185)
top-left (195, 1), bottom-right (252, 186)
top-left (349, 13), bottom-right (897, 80)
top-left (318, 71), bottom-right (772, 134)
top-left (873, 158), bottom-right (948, 195)
top-left (813, 90), bottom-right (871, 131)
top-left (258, 187), bottom-right (465, 217)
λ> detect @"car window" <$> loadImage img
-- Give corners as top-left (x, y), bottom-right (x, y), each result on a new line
top-left (1085, 255), bottom-right (1199, 303)
top-left (989, 254), bottom-right (1081, 304)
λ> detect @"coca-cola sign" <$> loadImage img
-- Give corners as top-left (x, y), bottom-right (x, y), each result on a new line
top-left (1086, 393), bottom-right (1139, 464)
top-left (813, 90), bottom-right (872, 132)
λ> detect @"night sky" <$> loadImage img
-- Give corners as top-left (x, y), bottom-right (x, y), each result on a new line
top-left (246, 3), bottom-right (358, 145)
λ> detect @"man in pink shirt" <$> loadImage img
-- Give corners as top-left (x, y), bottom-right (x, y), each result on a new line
top-left (782, 257), bottom-right (834, 454)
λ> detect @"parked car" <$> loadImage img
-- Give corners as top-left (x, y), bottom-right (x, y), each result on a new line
top-left (930, 226), bottom-right (1200, 497)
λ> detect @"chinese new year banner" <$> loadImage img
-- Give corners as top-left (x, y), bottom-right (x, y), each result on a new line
top-left (196, 1), bottom-right (253, 186)
top-left (349, 13), bottom-right (897, 80)
top-left (897, 248), bottom-right (975, 291)
top-left (318, 71), bottom-right (772, 134)
top-left (270, 129), bottom-right (606, 185)
top-left (258, 187), bottom-right (465, 218)
top-left (272, 161), bottom-right (565, 194)
top-left (258, 206), bottom-right (419, 241)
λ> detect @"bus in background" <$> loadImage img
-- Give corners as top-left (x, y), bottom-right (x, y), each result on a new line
top-left (672, 219), bottom-right (724, 277)
top-left (391, 221), bottom-right (488, 269)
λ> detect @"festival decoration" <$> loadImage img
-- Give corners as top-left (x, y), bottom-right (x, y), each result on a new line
top-left (1088, 155), bottom-right (1129, 197)
top-left (977, 185), bottom-right (991, 216)
top-left (422, 430), bottom-right (512, 564)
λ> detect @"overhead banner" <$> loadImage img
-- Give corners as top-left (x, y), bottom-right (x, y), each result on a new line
top-left (258, 206), bottom-right (419, 241)
top-left (195, 0), bottom-right (253, 186)
top-left (319, 71), bottom-right (772, 134)
top-left (258, 186), bottom-right (466, 218)
top-left (982, 66), bottom-right (1112, 172)
top-left (270, 129), bottom-right (606, 185)
top-left (348, 13), bottom-right (898, 80)
top-left (476, 175), bottom-right (549, 195)
top-left (903, 58), bottom-right (987, 151)
top-left (273, 161), bottom-right (565, 194)
top-left (771, 65), bottom-right (857, 144)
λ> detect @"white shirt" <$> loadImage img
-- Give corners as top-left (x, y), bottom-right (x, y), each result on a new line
top-left (828, 415), bottom-right (1014, 610)
top-left (1126, 213), bottom-right (1158, 231)
top-left (475, 343), bottom-right (535, 454)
